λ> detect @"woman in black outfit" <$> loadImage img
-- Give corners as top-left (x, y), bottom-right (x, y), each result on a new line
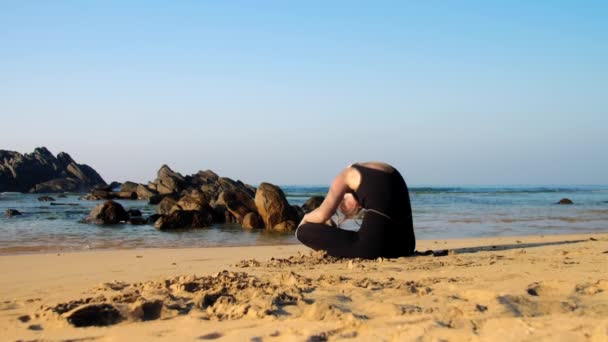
top-left (296, 162), bottom-right (415, 259)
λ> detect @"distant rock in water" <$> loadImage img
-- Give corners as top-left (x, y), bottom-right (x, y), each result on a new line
top-left (4, 209), bottom-right (22, 217)
top-left (558, 198), bottom-right (574, 205)
top-left (0, 147), bottom-right (106, 193)
top-left (37, 196), bottom-right (56, 202)
top-left (302, 196), bottom-right (325, 213)
top-left (86, 200), bottom-right (129, 225)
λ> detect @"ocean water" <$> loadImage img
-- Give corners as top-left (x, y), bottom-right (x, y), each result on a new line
top-left (1, 186), bottom-right (607, 254)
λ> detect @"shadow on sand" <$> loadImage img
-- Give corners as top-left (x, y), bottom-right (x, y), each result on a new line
top-left (451, 238), bottom-right (594, 255)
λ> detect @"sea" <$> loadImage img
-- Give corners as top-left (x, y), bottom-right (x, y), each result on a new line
top-left (1, 186), bottom-right (607, 254)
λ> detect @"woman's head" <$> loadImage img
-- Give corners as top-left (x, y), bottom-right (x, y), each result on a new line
top-left (339, 192), bottom-right (362, 219)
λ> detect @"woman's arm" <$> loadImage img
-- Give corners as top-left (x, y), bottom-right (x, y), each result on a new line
top-left (298, 166), bottom-right (359, 226)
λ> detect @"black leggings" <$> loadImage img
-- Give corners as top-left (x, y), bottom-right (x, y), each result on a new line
top-left (295, 212), bottom-right (415, 259)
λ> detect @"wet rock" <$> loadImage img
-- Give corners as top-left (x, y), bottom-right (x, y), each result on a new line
top-left (558, 198), bottom-right (574, 205)
top-left (157, 196), bottom-right (178, 215)
top-left (114, 191), bottom-right (137, 200)
top-left (254, 182), bottom-right (297, 231)
top-left (242, 212), bottom-right (264, 229)
top-left (127, 209), bottom-right (142, 217)
top-left (302, 196), bottom-right (325, 213)
top-left (5, 209), bottom-right (22, 217)
top-left (37, 196), bottom-right (56, 202)
top-left (146, 214), bottom-right (162, 224)
top-left (154, 209), bottom-right (214, 230)
top-left (86, 200), bottom-right (129, 224)
top-left (291, 205), bottom-right (305, 222)
top-left (129, 217), bottom-right (147, 225)
top-left (65, 304), bottom-right (122, 327)
top-left (216, 189), bottom-right (257, 223)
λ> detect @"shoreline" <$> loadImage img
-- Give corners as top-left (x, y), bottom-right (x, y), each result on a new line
top-left (0, 230), bottom-right (604, 257)
top-left (1, 232), bottom-right (607, 340)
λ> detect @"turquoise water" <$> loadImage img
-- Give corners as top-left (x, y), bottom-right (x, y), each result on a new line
top-left (1, 186), bottom-right (607, 254)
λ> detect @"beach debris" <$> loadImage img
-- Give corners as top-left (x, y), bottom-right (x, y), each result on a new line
top-left (37, 196), bottom-right (55, 202)
top-left (557, 198), bottom-right (574, 205)
top-left (475, 304), bottom-right (488, 312)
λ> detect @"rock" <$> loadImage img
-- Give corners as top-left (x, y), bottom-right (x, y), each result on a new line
top-left (127, 209), bottom-right (142, 217)
top-left (129, 217), bottom-right (147, 225)
top-left (157, 196), bottom-right (178, 215)
top-left (154, 209), bottom-right (214, 230)
top-left (148, 194), bottom-right (167, 205)
top-left (302, 196), bottom-right (325, 213)
top-left (146, 214), bottom-right (162, 224)
top-left (192, 170), bottom-right (219, 186)
top-left (171, 193), bottom-right (209, 213)
top-left (558, 198), bottom-right (574, 205)
top-left (120, 181), bottom-right (139, 193)
top-left (114, 191), bottom-right (137, 200)
top-left (86, 200), bottom-right (129, 224)
top-left (215, 189), bottom-right (257, 223)
top-left (37, 196), bottom-right (56, 202)
top-left (152, 165), bottom-right (187, 195)
top-left (291, 205), bottom-right (305, 222)
top-left (242, 212), bottom-right (264, 229)
top-left (108, 181), bottom-right (122, 191)
top-left (254, 182), bottom-right (297, 231)
top-left (273, 220), bottom-right (297, 231)
top-left (5, 209), bottom-right (22, 217)
top-left (0, 147), bottom-right (106, 193)
top-left (57, 194), bottom-right (67, 198)
top-left (83, 189), bottom-right (115, 200)
top-left (136, 184), bottom-right (157, 200)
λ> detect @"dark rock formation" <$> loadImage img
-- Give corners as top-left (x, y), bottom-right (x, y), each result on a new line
top-left (119, 181), bottom-right (139, 193)
top-left (86, 200), bottom-right (129, 224)
top-left (37, 196), bottom-right (56, 202)
top-left (157, 196), bottom-right (178, 215)
top-left (242, 212), bottom-right (264, 229)
top-left (558, 198), bottom-right (574, 205)
top-left (129, 217), bottom-right (147, 225)
top-left (215, 189), bottom-right (257, 223)
top-left (0, 147), bottom-right (106, 193)
top-left (302, 196), bottom-right (325, 213)
top-left (146, 214), bottom-right (161, 224)
top-left (150, 165), bottom-right (187, 195)
top-left (254, 182), bottom-right (297, 231)
top-left (127, 209), bottom-right (142, 217)
top-left (5, 209), bottom-right (22, 217)
top-left (154, 209), bottom-right (214, 230)
top-left (291, 205), bottom-right (305, 222)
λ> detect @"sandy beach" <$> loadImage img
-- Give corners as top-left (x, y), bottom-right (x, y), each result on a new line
top-left (1, 233), bottom-right (607, 341)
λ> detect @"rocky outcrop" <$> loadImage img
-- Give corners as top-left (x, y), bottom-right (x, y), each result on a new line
top-left (254, 182), bottom-right (298, 231)
top-left (215, 189), bottom-right (257, 223)
top-left (0, 147), bottom-right (106, 193)
top-left (154, 209), bottom-right (214, 230)
top-left (302, 196), bottom-right (324, 213)
top-left (5, 209), bottom-right (22, 217)
top-left (86, 200), bottom-right (129, 224)
top-left (150, 165), bottom-right (187, 195)
top-left (558, 198), bottom-right (574, 205)
top-left (242, 212), bottom-right (264, 229)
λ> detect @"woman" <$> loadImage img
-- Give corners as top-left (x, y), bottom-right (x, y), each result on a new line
top-left (296, 162), bottom-right (415, 259)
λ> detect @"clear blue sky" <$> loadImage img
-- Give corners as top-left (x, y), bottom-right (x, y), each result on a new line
top-left (1, 1), bottom-right (606, 185)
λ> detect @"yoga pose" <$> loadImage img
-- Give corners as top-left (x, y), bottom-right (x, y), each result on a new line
top-left (296, 162), bottom-right (416, 259)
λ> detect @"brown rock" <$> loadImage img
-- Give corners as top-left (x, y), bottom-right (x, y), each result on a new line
top-left (558, 198), bottom-right (574, 205)
top-left (154, 209), bottom-right (214, 230)
top-left (273, 220), bottom-right (297, 231)
top-left (157, 196), bottom-right (178, 215)
top-left (216, 189), bottom-right (257, 223)
top-left (153, 165), bottom-right (187, 195)
top-left (302, 196), bottom-right (325, 213)
top-left (170, 194), bottom-right (208, 213)
top-left (86, 200), bottom-right (129, 224)
top-left (119, 181), bottom-right (139, 193)
top-left (136, 184), bottom-right (157, 200)
top-left (254, 182), bottom-right (297, 230)
top-left (242, 212), bottom-right (264, 229)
